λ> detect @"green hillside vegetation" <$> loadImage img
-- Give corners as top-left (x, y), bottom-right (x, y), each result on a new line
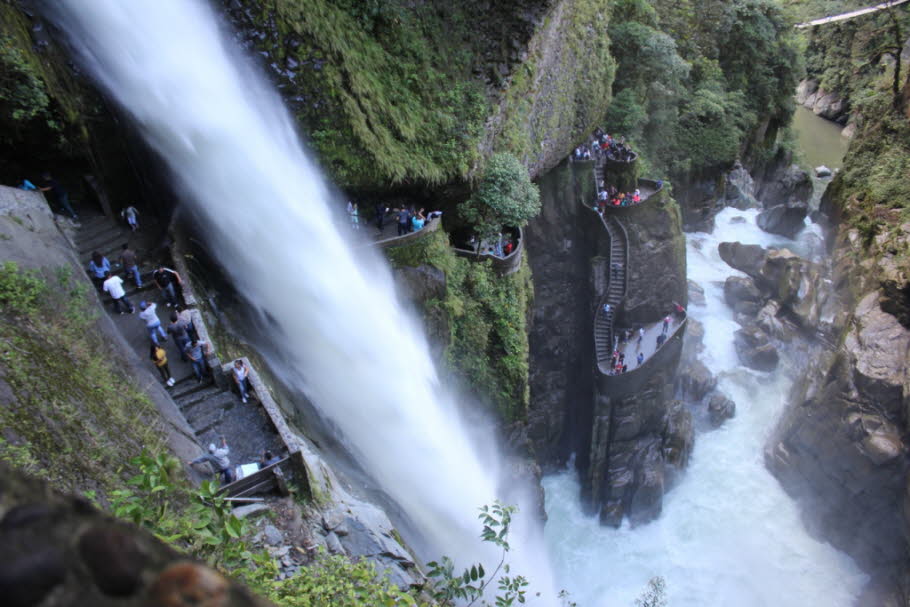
top-left (602, 0), bottom-right (800, 178)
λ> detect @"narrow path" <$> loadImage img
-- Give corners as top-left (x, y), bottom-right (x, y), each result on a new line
top-left (796, 0), bottom-right (909, 28)
top-left (76, 214), bottom-right (282, 467)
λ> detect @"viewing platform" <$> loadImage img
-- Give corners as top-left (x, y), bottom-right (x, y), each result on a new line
top-left (452, 226), bottom-right (524, 276)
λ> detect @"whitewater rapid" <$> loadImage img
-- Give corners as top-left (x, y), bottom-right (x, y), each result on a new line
top-left (543, 208), bottom-right (866, 606)
top-left (48, 0), bottom-right (553, 590)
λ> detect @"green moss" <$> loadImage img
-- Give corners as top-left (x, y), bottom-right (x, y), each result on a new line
top-left (0, 264), bottom-right (166, 495)
top-left (494, 0), bottom-right (616, 166)
top-left (385, 229), bottom-right (532, 422)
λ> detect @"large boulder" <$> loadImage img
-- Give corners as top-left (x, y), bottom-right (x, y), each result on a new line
top-left (733, 326), bottom-right (779, 371)
top-left (723, 276), bottom-right (763, 309)
top-left (757, 200), bottom-right (809, 239)
top-left (757, 164), bottom-right (813, 208)
top-left (676, 358), bottom-right (717, 401)
top-left (755, 300), bottom-right (797, 342)
top-left (707, 393), bottom-right (736, 427)
top-left (688, 280), bottom-right (706, 306)
top-left (718, 242), bottom-right (766, 280)
top-left (724, 162), bottom-right (761, 210)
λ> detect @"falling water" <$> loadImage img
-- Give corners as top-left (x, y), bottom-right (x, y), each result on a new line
top-left (543, 208), bottom-right (867, 606)
top-left (47, 0), bottom-right (553, 589)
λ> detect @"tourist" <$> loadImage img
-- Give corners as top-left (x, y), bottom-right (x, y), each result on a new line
top-left (186, 337), bottom-right (212, 382)
top-left (637, 326), bottom-right (644, 345)
top-left (656, 333), bottom-right (666, 348)
top-left (611, 262), bottom-right (620, 280)
top-left (603, 303), bottom-right (612, 315)
top-left (350, 203), bottom-right (360, 230)
top-left (673, 301), bottom-right (685, 316)
top-left (375, 202), bottom-right (387, 233)
top-left (621, 363), bottom-right (628, 373)
top-left (190, 437), bottom-right (233, 484)
top-left (259, 450), bottom-right (282, 469)
top-left (121, 205), bottom-right (140, 232)
top-left (396, 207), bottom-right (410, 236)
top-left (662, 315), bottom-right (671, 334)
top-left (637, 352), bottom-right (644, 367)
top-left (102, 271), bottom-right (134, 314)
top-left (139, 301), bottom-right (168, 345)
top-left (232, 358), bottom-right (251, 404)
top-left (88, 251), bottom-right (110, 291)
top-left (153, 264), bottom-right (182, 308)
top-left (503, 240), bottom-right (514, 256)
top-left (611, 350), bottom-right (618, 368)
top-left (632, 192), bottom-right (641, 204)
top-left (176, 305), bottom-right (198, 341)
top-left (412, 211), bottom-right (425, 231)
top-left (167, 312), bottom-right (190, 359)
top-left (149, 342), bottom-right (175, 386)
top-left (119, 244), bottom-right (142, 288)
top-left (38, 172), bottom-right (77, 219)
top-left (427, 210), bottom-right (443, 220)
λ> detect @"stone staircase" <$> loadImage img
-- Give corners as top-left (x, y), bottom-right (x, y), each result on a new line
top-left (75, 213), bottom-right (156, 300)
top-left (593, 215), bottom-right (628, 367)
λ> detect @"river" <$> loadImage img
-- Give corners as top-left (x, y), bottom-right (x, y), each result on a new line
top-left (541, 209), bottom-right (867, 605)
top-left (791, 105), bottom-right (850, 170)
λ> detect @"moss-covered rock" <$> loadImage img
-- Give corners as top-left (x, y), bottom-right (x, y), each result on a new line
top-left (384, 227), bottom-right (533, 422)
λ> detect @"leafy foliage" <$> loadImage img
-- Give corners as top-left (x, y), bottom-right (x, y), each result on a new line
top-left (426, 502), bottom-right (528, 607)
top-left (459, 153), bottom-right (541, 241)
top-left (634, 576), bottom-right (668, 607)
top-left (605, 0), bottom-right (799, 177)
top-left (0, 36), bottom-right (53, 127)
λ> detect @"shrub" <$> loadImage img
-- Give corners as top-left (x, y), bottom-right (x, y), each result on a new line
top-left (458, 153), bottom-right (541, 241)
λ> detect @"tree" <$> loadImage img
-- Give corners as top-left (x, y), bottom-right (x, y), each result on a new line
top-left (459, 153), bottom-right (541, 241)
top-left (868, 1), bottom-right (909, 112)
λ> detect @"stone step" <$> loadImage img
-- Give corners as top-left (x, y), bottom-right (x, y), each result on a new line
top-left (77, 218), bottom-right (120, 239)
top-left (177, 384), bottom-right (227, 410)
top-left (77, 222), bottom-right (125, 246)
top-left (187, 393), bottom-right (237, 433)
top-left (79, 232), bottom-right (129, 258)
top-left (171, 377), bottom-right (216, 399)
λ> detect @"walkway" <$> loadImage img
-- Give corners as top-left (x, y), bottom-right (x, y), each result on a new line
top-left (796, 0), bottom-right (908, 28)
top-left (76, 213), bottom-right (283, 474)
top-left (577, 163), bottom-right (685, 376)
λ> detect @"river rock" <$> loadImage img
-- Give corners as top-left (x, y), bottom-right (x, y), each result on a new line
top-left (815, 165), bottom-right (833, 178)
top-left (754, 300), bottom-right (796, 342)
top-left (733, 326), bottom-right (779, 371)
top-left (757, 164), bottom-right (812, 209)
top-left (718, 242), bottom-right (766, 279)
top-left (707, 393), bottom-right (736, 427)
top-left (688, 280), bottom-right (706, 306)
top-left (724, 162), bottom-right (761, 210)
top-left (676, 358), bottom-right (717, 401)
top-left (263, 524), bottom-right (283, 546)
top-left (757, 201), bottom-right (808, 239)
top-left (723, 276), bottom-right (762, 309)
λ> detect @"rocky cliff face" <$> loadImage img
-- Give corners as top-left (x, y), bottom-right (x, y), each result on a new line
top-left (526, 160), bottom-right (690, 523)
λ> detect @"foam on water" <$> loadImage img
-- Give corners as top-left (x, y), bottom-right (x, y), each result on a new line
top-left (543, 208), bottom-right (867, 606)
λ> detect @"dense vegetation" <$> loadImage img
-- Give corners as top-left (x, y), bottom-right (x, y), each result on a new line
top-left (602, 0), bottom-right (800, 178)
top-left (385, 227), bottom-right (533, 422)
top-left (458, 153), bottom-right (542, 241)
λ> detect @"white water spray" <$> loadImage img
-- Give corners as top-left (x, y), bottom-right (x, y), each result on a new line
top-left (48, 0), bottom-right (553, 587)
top-left (543, 208), bottom-right (866, 606)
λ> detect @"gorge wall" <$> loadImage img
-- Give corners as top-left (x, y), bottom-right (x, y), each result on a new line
top-left (526, 159), bottom-right (690, 525)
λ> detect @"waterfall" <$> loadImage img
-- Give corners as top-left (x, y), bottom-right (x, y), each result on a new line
top-left (543, 208), bottom-right (866, 606)
top-left (46, 0), bottom-right (553, 589)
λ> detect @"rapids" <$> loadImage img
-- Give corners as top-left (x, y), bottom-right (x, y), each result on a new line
top-left (542, 208), bottom-right (867, 606)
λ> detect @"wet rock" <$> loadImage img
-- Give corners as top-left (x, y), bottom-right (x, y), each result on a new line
top-left (718, 241), bottom-right (766, 279)
top-left (676, 358), bottom-right (717, 401)
top-left (757, 200), bottom-right (809, 239)
top-left (707, 394), bottom-right (736, 427)
top-left (79, 525), bottom-right (147, 596)
top-left (734, 327), bottom-right (779, 371)
top-left (232, 504), bottom-right (270, 519)
top-left (724, 163), bottom-right (761, 210)
top-left (263, 524), bottom-right (283, 546)
top-left (723, 276), bottom-right (763, 309)
top-left (687, 280), bottom-right (706, 306)
top-left (325, 531), bottom-right (344, 555)
top-left (393, 264), bottom-right (446, 302)
top-left (730, 216), bottom-right (747, 224)
top-left (816, 165), bottom-right (832, 178)
top-left (757, 164), bottom-right (813, 208)
top-left (662, 401), bottom-right (693, 473)
top-left (147, 562), bottom-right (229, 607)
top-left (754, 300), bottom-right (797, 342)
top-left (0, 547), bottom-right (66, 607)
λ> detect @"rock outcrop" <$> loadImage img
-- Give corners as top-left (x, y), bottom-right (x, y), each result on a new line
top-left (796, 79), bottom-right (850, 124)
top-left (733, 326), bottom-right (779, 371)
top-left (756, 199), bottom-right (808, 238)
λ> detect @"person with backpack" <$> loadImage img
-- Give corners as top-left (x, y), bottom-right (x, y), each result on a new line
top-left (149, 342), bottom-right (175, 386)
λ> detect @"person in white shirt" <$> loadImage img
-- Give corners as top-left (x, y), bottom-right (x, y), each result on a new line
top-left (121, 205), bottom-right (139, 232)
top-left (190, 436), bottom-right (233, 484)
top-left (138, 301), bottom-right (168, 345)
top-left (102, 271), bottom-right (134, 314)
top-left (232, 359), bottom-right (251, 403)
